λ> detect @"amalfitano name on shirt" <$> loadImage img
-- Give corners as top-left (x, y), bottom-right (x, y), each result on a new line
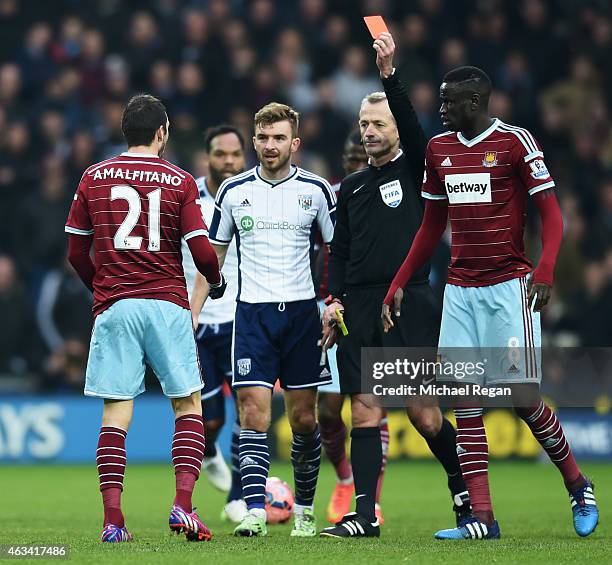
top-left (92, 167), bottom-right (182, 186)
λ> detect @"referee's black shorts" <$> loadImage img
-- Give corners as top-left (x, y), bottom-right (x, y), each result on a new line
top-left (336, 283), bottom-right (441, 395)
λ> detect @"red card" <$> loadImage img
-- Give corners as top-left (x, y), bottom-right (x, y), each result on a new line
top-left (363, 15), bottom-right (389, 39)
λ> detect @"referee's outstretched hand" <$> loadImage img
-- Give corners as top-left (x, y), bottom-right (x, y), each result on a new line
top-left (381, 287), bottom-right (403, 333)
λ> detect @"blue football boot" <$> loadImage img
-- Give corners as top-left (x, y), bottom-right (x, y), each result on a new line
top-left (435, 517), bottom-right (500, 540)
top-left (569, 479), bottom-right (599, 537)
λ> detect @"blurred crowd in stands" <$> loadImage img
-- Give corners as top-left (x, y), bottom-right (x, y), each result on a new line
top-left (0, 0), bottom-right (611, 392)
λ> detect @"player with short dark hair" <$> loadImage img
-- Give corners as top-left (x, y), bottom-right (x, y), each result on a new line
top-left (203, 124), bottom-right (246, 154)
top-left (184, 124), bottom-right (247, 522)
top-left (442, 66), bottom-right (492, 99)
top-left (383, 66), bottom-right (600, 539)
top-left (65, 94), bottom-right (226, 543)
top-left (320, 33), bottom-right (471, 539)
top-left (120, 94), bottom-right (169, 147)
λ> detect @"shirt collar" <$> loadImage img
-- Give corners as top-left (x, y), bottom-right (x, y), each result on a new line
top-left (456, 118), bottom-right (500, 147)
top-left (120, 151), bottom-right (161, 158)
top-left (368, 148), bottom-right (404, 166)
top-left (255, 164), bottom-right (298, 186)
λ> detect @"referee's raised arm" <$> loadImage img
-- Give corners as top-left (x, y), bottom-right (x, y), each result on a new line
top-left (374, 32), bottom-right (427, 189)
top-left (319, 30), bottom-right (471, 538)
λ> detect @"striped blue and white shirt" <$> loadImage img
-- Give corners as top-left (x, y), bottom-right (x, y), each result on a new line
top-left (209, 165), bottom-right (336, 303)
top-left (182, 177), bottom-right (239, 325)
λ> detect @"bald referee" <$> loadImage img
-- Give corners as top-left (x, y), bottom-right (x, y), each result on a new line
top-left (319, 33), bottom-right (471, 538)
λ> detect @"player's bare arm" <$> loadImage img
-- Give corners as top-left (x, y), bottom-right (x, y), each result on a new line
top-left (213, 243), bottom-right (228, 271)
top-left (190, 273), bottom-right (210, 330)
top-left (185, 234), bottom-right (225, 299)
top-left (191, 244), bottom-right (228, 325)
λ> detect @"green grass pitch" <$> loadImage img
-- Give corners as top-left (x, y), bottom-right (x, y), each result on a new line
top-left (3, 461), bottom-right (609, 564)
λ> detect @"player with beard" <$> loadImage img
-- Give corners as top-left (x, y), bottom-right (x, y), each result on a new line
top-left (198, 102), bottom-right (336, 537)
top-left (185, 125), bottom-right (247, 522)
top-left (65, 94), bottom-right (226, 542)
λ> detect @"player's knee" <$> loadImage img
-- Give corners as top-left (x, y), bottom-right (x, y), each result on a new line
top-left (511, 383), bottom-right (541, 413)
top-left (408, 406), bottom-right (442, 438)
top-left (288, 407), bottom-right (316, 434)
top-left (317, 397), bottom-right (342, 429)
top-left (239, 400), bottom-right (270, 432)
top-left (171, 391), bottom-right (202, 418)
top-left (351, 397), bottom-right (381, 428)
top-left (102, 399), bottom-right (133, 430)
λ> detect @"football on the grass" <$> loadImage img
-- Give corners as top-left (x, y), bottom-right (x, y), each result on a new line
top-left (265, 476), bottom-right (294, 524)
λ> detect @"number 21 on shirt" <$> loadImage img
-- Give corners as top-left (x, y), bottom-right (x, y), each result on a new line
top-left (111, 185), bottom-right (161, 251)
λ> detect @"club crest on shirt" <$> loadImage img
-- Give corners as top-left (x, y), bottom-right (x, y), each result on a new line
top-left (379, 179), bottom-right (403, 208)
top-left (298, 194), bottom-right (312, 210)
top-left (237, 358), bottom-right (251, 375)
top-left (482, 151), bottom-right (498, 167)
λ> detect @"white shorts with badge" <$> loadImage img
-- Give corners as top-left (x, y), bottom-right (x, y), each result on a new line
top-left (438, 276), bottom-right (541, 384)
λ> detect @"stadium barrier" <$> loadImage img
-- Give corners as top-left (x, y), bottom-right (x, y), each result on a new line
top-left (0, 395), bottom-right (610, 462)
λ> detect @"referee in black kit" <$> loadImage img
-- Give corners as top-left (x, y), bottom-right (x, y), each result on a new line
top-left (319, 33), bottom-right (471, 538)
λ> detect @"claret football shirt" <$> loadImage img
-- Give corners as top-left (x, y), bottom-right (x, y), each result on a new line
top-left (65, 152), bottom-right (208, 315)
top-left (421, 119), bottom-right (555, 287)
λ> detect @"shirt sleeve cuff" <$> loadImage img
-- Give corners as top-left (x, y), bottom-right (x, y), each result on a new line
top-left (381, 68), bottom-right (399, 84)
top-left (65, 225), bottom-right (94, 235)
top-left (421, 191), bottom-right (447, 200)
top-left (209, 237), bottom-right (231, 246)
top-left (528, 181), bottom-right (555, 196)
top-left (183, 229), bottom-right (209, 240)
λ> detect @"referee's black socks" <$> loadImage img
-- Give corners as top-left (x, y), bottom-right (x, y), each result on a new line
top-left (351, 426), bottom-right (382, 523)
top-left (424, 417), bottom-right (467, 496)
